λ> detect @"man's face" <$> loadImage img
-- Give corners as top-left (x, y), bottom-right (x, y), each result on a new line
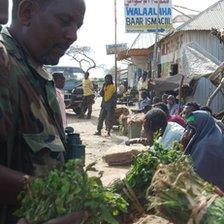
top-left (55, 76), bottom-right (65, 89)
top-left (22, 0), bottom-right (85, 65)
top-left (105, 76), bottom-right (111, 85)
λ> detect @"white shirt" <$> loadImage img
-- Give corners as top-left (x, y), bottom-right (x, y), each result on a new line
top-left (137, 78), bottom-right (148, 91)
top-left (158, 122), bottom-right (184, 149)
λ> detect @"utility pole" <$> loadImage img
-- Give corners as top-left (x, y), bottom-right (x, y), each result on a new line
top-left (152, 0), bottom-right (160, 79)
top-left (114, 0), bottom-right (118, 89)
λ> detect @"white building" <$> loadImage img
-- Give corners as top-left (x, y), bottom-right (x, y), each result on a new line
top-left (158, 0), bottom-right (224, 78)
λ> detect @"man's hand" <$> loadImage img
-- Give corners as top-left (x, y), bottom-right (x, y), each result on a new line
top-left (0, 165), bottom-right (27, 205)
top-left (125, 138), bottom-right (148, 146)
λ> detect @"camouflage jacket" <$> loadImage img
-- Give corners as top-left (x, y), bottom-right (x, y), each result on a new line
top-left (0, 28), bottom-right (65, 175)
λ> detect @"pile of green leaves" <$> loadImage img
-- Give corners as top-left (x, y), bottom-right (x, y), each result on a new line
top-left (110, 142), bottom-right (182, 203)
top-left (148, 157), bottom-right (219, 224)
top-left (126, 142), bottom-right (182, 201)
top-left (15, 159), bottom-right (128, 224)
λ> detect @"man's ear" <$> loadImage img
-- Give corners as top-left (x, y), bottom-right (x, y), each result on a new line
top-left (17, 0), bottom-right (38, 26)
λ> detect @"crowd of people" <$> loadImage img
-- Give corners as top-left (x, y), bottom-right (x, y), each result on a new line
top-left (111, 72), bottom-right (224, 194)
top-left (127, 87), bottom-right (224, 192)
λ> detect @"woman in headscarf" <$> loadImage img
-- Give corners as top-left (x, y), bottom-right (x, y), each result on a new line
top-left (181, 110), bottom-right (224, 191)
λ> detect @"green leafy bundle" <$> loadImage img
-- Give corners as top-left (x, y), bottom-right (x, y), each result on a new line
top-left (148, 156), bottom-right (223, 224)
top-left (15, 159), bottom-right (128, 224)
top-left (126, 142), bottom-right (183, 201)
top-left (110, 142), bottom-right (182, 206)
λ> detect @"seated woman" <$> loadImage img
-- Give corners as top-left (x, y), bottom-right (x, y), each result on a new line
top-left (181, 110), bottom-right (224, 191)
top-left (144, 108), bottom-right (184, 149)
top-left (126, 108), bottom-right (184, 149)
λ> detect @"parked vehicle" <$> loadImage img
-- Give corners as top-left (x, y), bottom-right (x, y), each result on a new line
top-left (65, 80), bottom-right (98, 114)
top-left (64, 79), bottom-right (84, 114)
top-left (45, 65), bottom-right (98, 114)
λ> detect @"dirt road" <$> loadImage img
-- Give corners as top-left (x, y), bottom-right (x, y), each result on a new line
top-left (66, 98), bottom-right (137, 186)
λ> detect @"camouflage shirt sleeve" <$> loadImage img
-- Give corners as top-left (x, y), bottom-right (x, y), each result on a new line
top-left (0, 29), bottom-right (65, 154)
top-left (0, 42), bottom-right (15, 141)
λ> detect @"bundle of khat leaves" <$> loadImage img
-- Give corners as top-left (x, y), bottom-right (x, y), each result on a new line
top-left (147, 156), bottom-right (224, 224)
top-left (125, 142), bottom-right (182, 201)
top-left (15, 159), bottom-right (128, 224)
top-left (109, 141), bottom-right (183, 219)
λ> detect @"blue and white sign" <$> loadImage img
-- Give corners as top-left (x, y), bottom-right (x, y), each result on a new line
top-left (124, 0), bottom-right (173, 33)
top-left (106, 43), bottom-right (128, 55)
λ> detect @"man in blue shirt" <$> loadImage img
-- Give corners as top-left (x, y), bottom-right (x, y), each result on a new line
top-left (132, 91), bottom-right (151, 114)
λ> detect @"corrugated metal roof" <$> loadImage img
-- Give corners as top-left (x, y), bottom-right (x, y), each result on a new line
top-left (176, 0), bottom-right (224, 31)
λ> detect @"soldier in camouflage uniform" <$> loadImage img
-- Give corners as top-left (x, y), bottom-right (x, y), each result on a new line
top-left (0, 0), bottom-right (86, 223)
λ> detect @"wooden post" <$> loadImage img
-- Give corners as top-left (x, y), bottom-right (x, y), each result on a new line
top-left (178, 75), bottom-right (184, 111)
top-left (152, 0), bottom-right (160, 78)
top-left (114, 0), bottom-right (118, 89)
top-left (207, 77), bottom-right (224, 107)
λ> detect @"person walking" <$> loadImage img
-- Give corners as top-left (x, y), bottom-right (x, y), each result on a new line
top-left (79, 71), bottom-right (94, 119)
top-left (0, 0), bottom-right (86, 223)
top-left (94, 74), bottom-right (117, 136)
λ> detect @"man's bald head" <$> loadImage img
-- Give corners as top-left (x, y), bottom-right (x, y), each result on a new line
top-left (10, 0), bottom-right (85, 66)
